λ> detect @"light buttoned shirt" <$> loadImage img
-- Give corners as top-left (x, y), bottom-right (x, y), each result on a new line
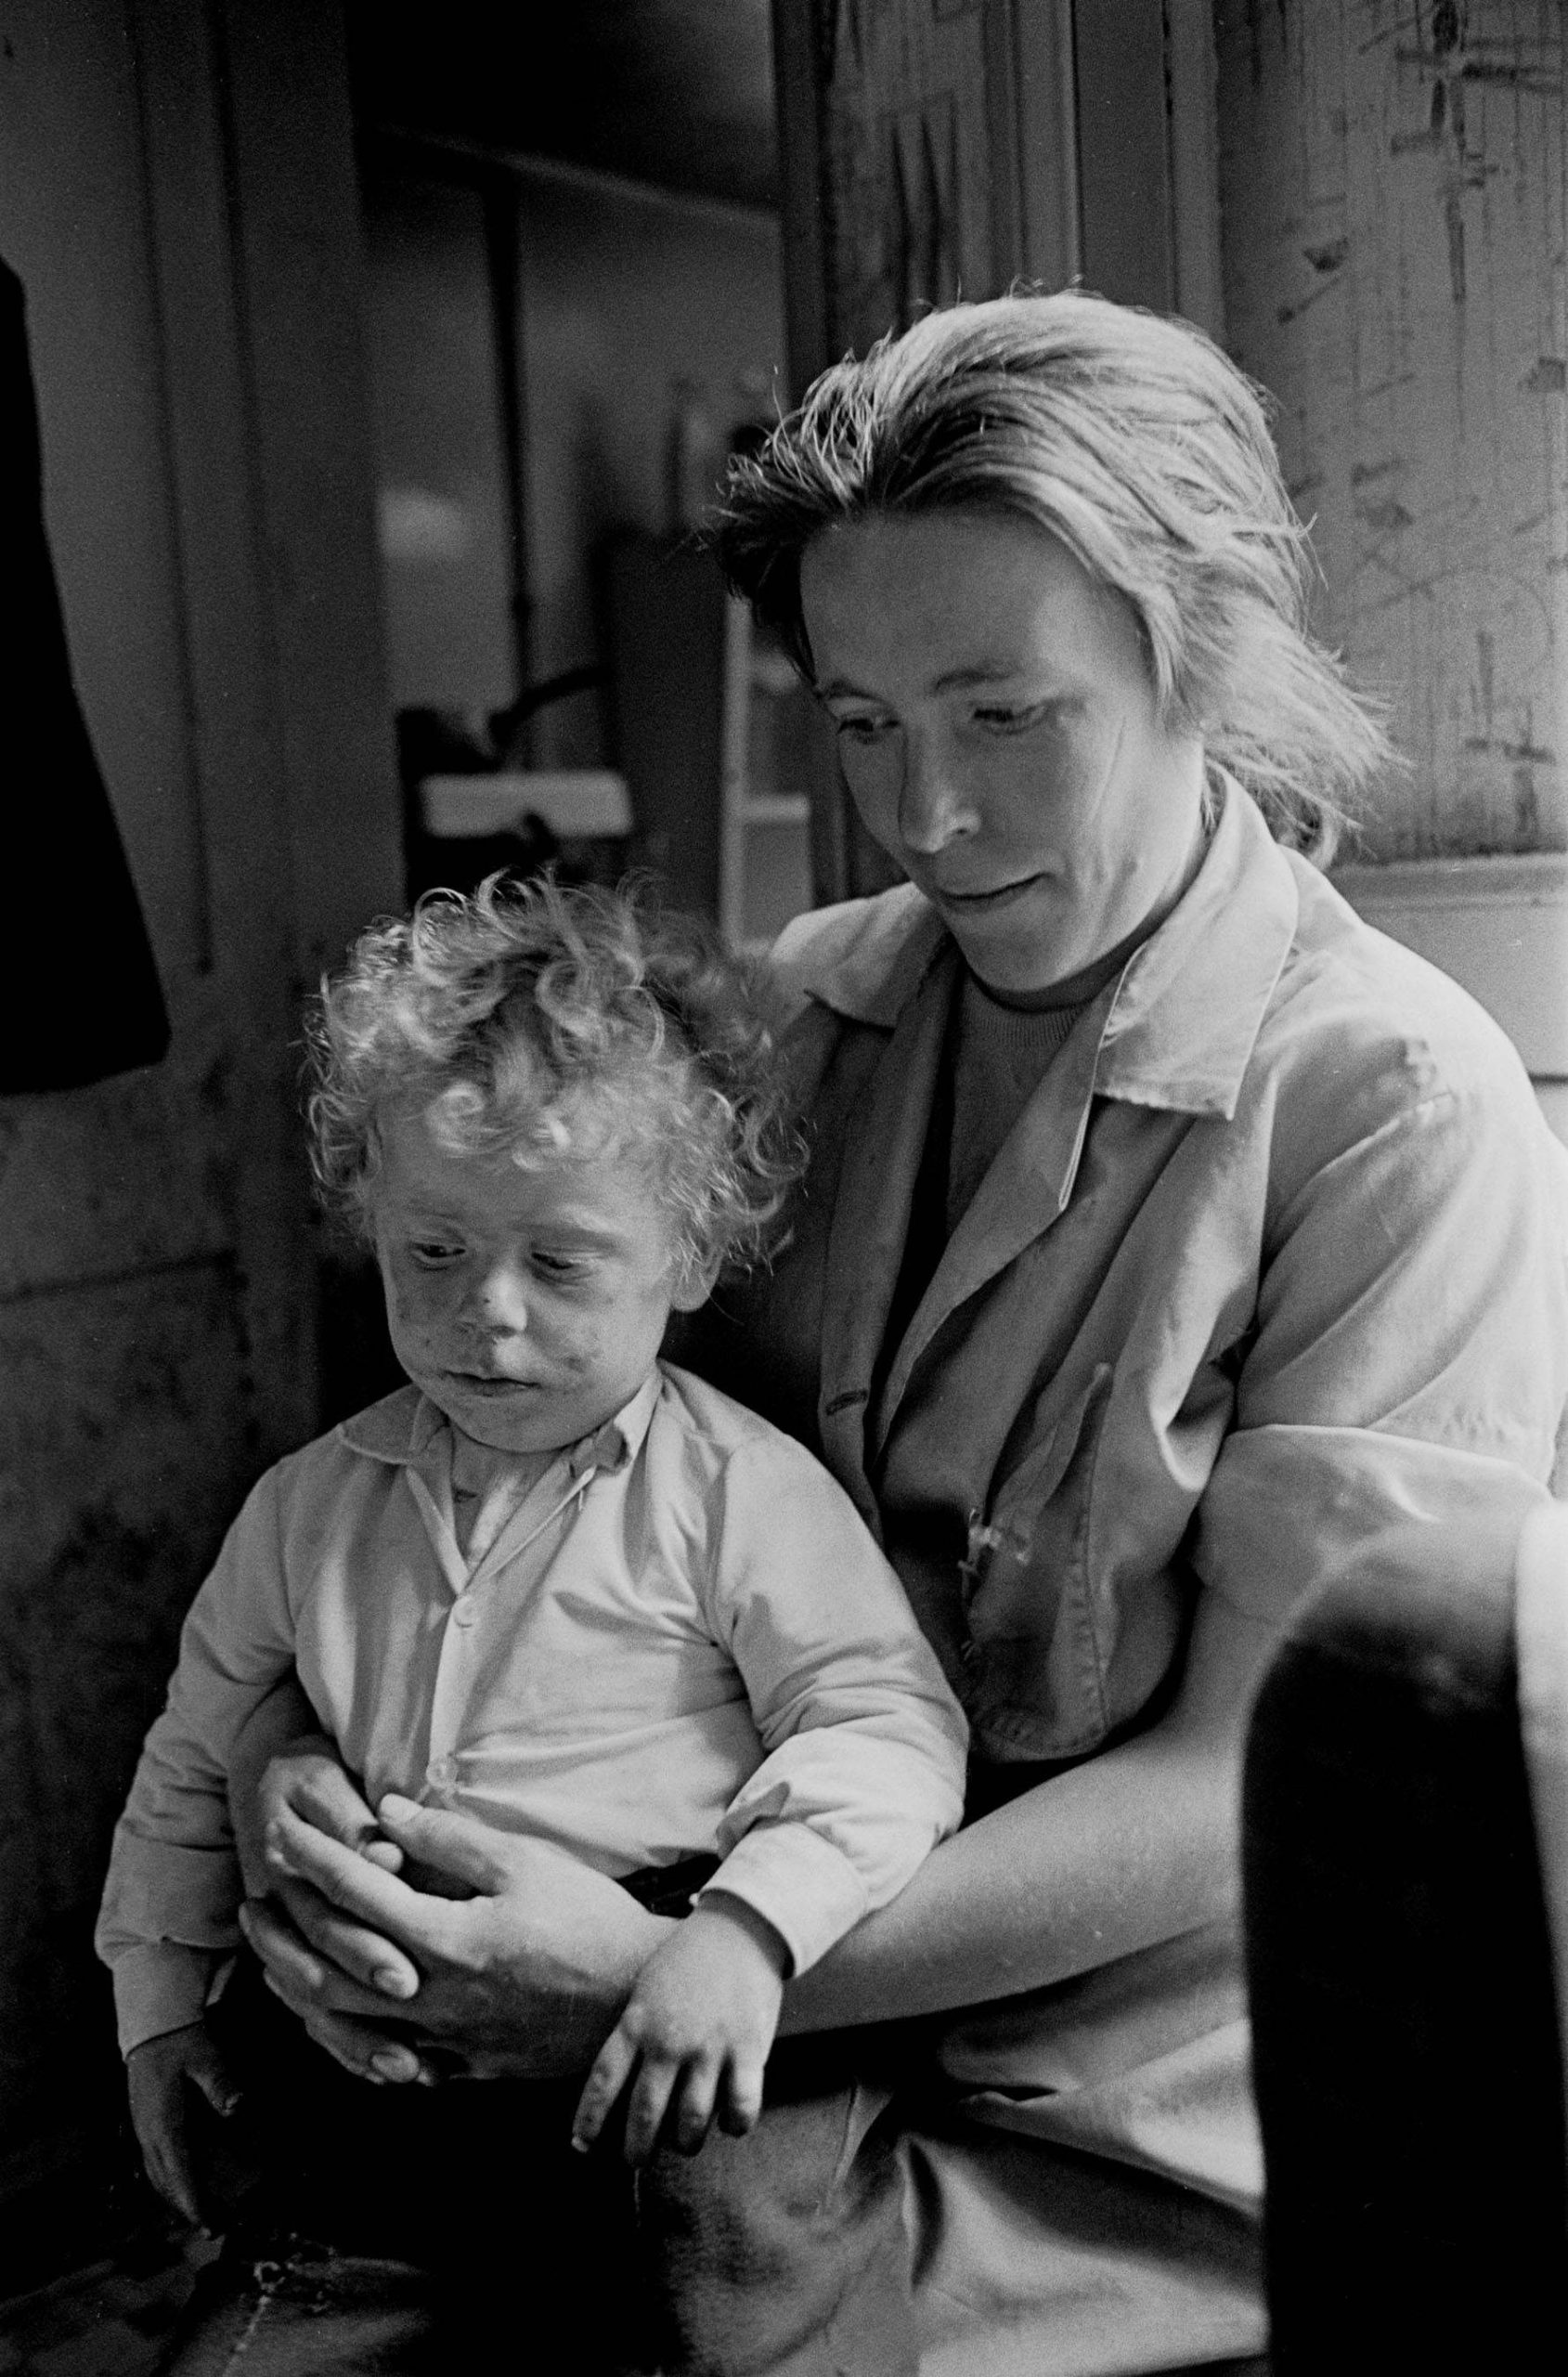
top-left (97, 1361), bottom-right (968, 2055)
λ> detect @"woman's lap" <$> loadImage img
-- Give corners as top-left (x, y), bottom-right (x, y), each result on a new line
top-left (162, 1973), bottom-right (1266, 2376)
top-left (902, 2111), bottom-right (1266, 2377)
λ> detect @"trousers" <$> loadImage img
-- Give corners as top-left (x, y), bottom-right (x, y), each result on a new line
top-left (151, 1958), bottom-right (914, 2377)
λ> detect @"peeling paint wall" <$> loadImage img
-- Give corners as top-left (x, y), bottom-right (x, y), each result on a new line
top-left (1216, 0), bottom-right (1568, 858)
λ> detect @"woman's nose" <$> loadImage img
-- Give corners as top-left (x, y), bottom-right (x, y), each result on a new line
top-left (898, 734), bottom-right (978, 855)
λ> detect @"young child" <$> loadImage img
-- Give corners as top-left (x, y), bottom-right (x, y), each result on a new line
top-left (97, 877), bottom-right (966, 2373)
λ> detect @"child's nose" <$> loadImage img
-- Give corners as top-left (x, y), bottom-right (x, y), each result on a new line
top-left (468, 1261), bottom-right (529, 1334)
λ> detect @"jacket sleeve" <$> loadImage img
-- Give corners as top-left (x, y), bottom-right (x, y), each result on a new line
top-left (693, 1434), bottom-right (969, 1975)
top-left (95, 1469), bottom-right (301, 2054)
top-left (1195, 1046), bottom-right (1568, 1632)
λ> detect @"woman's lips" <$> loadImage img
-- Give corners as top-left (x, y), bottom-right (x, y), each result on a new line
top-left (931, 872), bottom-right (1048, 911)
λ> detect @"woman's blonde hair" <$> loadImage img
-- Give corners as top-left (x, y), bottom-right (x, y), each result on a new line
top-left (715, 289), bottom-right (1392, 861)
top-left (306, 876), bottom-right (803, 1286)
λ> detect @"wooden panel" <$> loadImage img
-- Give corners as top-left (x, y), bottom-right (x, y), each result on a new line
top-left (216, 0), bottom-right (404, 979)
top-left (1074, 0), bottom-right (1174, 309)
top-left (1216, 0), bottom-right (1568, 860)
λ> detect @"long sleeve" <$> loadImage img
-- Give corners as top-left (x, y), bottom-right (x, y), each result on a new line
top-left (96, 1470), bottom-right (301, 2052)
top-left (694, 1431), bottom-right (969, 1973)
top-left (1195, 1013), bottom-right (1568, 1632)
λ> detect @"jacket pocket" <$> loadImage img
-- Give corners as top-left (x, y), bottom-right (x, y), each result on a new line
top-left (960, 1362), bottom-right (1117, 1760)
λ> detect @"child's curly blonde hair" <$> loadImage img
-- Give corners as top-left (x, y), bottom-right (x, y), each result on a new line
top-left (306, 877), bottom-right (805, 1288)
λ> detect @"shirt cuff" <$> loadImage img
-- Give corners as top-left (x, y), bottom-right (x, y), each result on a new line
top-left (111, 1942), bottom-right (222, 2059)
top-left (697, 1821), bottom-right (871, 1976)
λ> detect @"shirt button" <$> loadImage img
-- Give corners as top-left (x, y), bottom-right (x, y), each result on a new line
top-left (451, 1599), bottom-right (477, 1629)
top-left (427, 1756), bottom-right (458, 1787)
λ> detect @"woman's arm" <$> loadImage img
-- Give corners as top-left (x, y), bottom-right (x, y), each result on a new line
top-left (244, 1573), bottom-right (1272, 2072)
top-left (784, 1571), bottom-right (1268, 2031)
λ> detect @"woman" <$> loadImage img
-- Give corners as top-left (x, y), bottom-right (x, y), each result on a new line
top-left (242, 292), bottom-right (1567, 2373)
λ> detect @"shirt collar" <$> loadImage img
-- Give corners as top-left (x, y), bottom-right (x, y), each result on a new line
top-left (337, 1365), bottom-right (663, 1475)
top-left (790, 778), bottom-right (1301, 1123)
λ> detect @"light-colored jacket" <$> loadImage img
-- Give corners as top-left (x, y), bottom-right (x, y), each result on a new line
top-left (688, 778), bottom-right (1567, 2370)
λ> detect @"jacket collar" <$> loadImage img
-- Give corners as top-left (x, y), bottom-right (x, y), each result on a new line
top-left (786, 779), bottom-right (1300, 1124)
top-left (799, 784), bottom-right (1302, 1474)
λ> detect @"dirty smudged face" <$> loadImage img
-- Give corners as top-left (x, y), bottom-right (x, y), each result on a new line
top-left (371, 1103), bottom-right (711, 1455)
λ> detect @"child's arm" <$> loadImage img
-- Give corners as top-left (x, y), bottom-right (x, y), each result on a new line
top-left (97, 1467), bottom-right (309, 2059)
top-left (689, 1433), bottom-right (970, 1979)
top-left (570, 1895), bottom-right (787, 2164)
top-left (572, 1432), bottom-right (965, 2164)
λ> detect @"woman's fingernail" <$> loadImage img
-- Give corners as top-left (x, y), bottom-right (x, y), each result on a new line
top-left (369, 2051), bottom-right (407, 2081)
top-left (371, 1966), bottom-right (415, 1999)
top-left (570, 2133), bottom-right (590, 2155)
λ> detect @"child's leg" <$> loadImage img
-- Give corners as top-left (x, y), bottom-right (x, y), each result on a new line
top-left (634, 2040), bottom-right (915, 2377)
top-left (156, 1953), bottom-right (640, 2374)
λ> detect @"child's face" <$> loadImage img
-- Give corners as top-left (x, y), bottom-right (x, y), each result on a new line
top-left (372, 1105), bottom-right (710, 1454)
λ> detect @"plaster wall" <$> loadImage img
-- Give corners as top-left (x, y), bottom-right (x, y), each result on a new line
top-left (0, 0), bottom-right (399, 2248)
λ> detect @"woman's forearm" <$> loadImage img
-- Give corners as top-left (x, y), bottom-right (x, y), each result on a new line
top-left (781, 1587), bottom-right (1271, 2034)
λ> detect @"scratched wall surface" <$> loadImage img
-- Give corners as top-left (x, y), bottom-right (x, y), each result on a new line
top-left (816, 0), bottom-right (1001, 353)
top-left (1216, 0), bottom-right (1567, 859)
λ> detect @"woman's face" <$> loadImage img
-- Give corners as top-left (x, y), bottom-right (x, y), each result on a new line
top-left (798, 509), bottom-right (1207, 994)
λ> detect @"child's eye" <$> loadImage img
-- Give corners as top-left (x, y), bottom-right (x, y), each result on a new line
top-left (409, 1239), bottom-right (463, 1266)
top-left (531, 1249), bottom-right (593, 1283)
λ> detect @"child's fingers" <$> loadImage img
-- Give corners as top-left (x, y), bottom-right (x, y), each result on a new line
top-left (621, 2053), bottom-right (683, 2167)
top-left (718, 2050), bottom-right (765, 2139)
top-left (187, 2038), bottom-right (242, 2120)
top-left (670, 2053), bottom-right (722, 2157)
top-left (139, 2106), bottom-right (203, 2230)
top-left (358, 1838), bottom-right (405, 1874)
top-left (571, 2024), bottom-right (638, 2151)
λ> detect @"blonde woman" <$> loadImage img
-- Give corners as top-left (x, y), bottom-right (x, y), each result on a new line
top-left (242, 293), bottom-right (1567, 2375)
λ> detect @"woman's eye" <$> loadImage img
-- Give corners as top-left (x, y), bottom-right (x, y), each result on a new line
top-left (972, 699), bottom-right (1056, 734)
top-left (834, 713), bottom-right (896, 744)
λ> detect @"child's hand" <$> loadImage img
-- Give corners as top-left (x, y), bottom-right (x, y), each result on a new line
top-left (571, 1895), bottom-right (787, 2166)
top-left (125, 2020), bottom-right (241, 2231)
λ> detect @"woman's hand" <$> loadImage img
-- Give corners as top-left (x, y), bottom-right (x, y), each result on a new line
top-left (246, 1791), bottom-right (675, 2086)
top-left (227, 1687), bottom-right (424, 2020)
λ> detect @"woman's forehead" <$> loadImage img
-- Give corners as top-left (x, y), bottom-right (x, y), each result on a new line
top-left (799, 509), bottom-right (1137, 689)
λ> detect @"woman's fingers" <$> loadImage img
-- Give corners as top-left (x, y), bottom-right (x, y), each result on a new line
top-left (572, 2024), bottom-right (638, 2152)
top-left (371, 1795), bottom-right (513, 1895)
top-left (240, 1893), bottom-right (412, 2015)
top-left (260, 1823), bottom-right (424, 1997)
